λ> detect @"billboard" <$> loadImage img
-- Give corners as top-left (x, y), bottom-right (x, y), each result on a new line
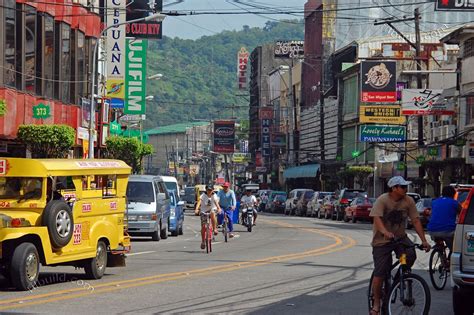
top-left (124, 39), bottom-right (147, 114)
top-left (359, 105), bottom-right (405, 124)
top-left (106, 0), bottom-right (126, 100)
top-left (126, 0), bottom-right (163, 39)
top-left (360, 125), bottom-right (406, 142)
top-left (360, 61), bottom-right (397, 103)
top-left (436, 0), bottom-right (474, 11)
top-left (237, 47), bottom-right (249, 90)
top-left (213, 121), bottom-right (235, 153)
top-left (401, 89), bottom-right (455, 115)
top-left (274, 40), bottom-right (304, 59)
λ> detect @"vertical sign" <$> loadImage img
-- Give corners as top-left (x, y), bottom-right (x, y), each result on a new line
top-left (260, 107), bottom-right (273, 157)
top-left (213, 121), bottom-right (235, 153)
top-left (124, 39), bottom-right (147, 114)
top-left (360, 61), bottom-right (397, 103)
top-left (237, 47), bottom-right (249, 90)
top-left (106, 0), bottom-right (126, 100)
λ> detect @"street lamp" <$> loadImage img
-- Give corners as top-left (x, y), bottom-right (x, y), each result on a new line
top-left (88, 13), bottom-right (166, 159)
top-left (147, 73), bottom-right (163, 80)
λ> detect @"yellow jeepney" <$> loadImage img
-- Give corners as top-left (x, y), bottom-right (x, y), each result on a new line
top-left (194, 184), bottom-right (223, 204)
top-left (0, 158), bottom-right (131, 290)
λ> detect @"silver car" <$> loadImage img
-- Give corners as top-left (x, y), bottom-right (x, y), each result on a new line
top-left (452, 187), bottom-right (474, 314)
top-left (126, 175), bottom-right (170, 241)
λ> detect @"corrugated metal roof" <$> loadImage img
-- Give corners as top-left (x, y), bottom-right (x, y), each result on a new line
top-left (145, 122), bottom-right (209, 136)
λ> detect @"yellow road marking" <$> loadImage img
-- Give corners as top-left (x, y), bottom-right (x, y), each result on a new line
top-left (0, 218), bottom-right (356, 310)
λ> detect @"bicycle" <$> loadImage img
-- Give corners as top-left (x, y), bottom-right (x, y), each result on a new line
top-left (428, 237), bottom-right (450, 290)
top-left (220, 207), bottom-right (232, 242)
top-left (202, 212), bottom-right (213, 254)
top-left (368, 238), bottom-right (431, 315)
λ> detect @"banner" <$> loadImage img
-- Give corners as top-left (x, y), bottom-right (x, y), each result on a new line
top-left (124, 39), bottom-right (147, 114)
top-left (360, 125), bottom-right (406, 142)
top-left (359, 105), bottom-right (405, 124)
top-left (106, 0), bottom-right (126, 100)
top-left (436, 0), bottom-right (474, 11)
top-left (361, 61), bottom-right (397, 103)
top-left (274, 40), bottom-right (304, 58)
top-left (126, 0), bottom-right (163, 39)
top-left (237, 47), bottom-right (249, 90)
top-left (401, 89), bottom-right (455, 115)
top-left (213, 121), bottom-right (235, 153)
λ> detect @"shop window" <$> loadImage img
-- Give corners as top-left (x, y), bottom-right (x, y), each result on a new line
top-left (343, 75), bottom-right (359, 115)
top-left (61, 23), bottom-right (71, 103)
top-left (70, 30), bottom-right (76, 104)
top-left (15, 3), bottom-right (23, 90)
top-left (35, 15), bottom-right (43, 95)
top-left (54, 22), bottom-right (60, 99)
top-left (463, 38), bottom-right (474, 59)
top-left (24, 5), bottom-right (36, 93)
top-left (466, 96), bottom-right (474, 126)
top-left (4, 0), bottom-right (15, 87)
top-left (77, 31), bottom-right (85, 103)
top-left (44, 15), bottom-right (54, 99)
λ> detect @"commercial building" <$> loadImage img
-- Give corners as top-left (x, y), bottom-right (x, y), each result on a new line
top-left (0, 0), bottom-right (101, 157)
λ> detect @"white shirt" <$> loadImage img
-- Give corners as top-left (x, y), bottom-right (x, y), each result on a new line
top-left (200, 193), bottom-right (219, 213)
top-left (241, 195), bottom-right (257, 207)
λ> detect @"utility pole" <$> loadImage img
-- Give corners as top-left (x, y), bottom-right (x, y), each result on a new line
top-left (319, 78), bottom-right (325, 161)
top-left (287, 59), bottom-right (295, 166)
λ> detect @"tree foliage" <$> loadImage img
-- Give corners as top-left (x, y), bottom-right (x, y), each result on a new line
top-left (17, 125), bottom-right (75, 158)
top-left (145, 20), bottom-right (304, 129)
top-left (104, 136), bottom-right (153, 174)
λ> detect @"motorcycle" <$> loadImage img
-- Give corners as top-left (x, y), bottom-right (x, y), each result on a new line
top-left (241, 203), bottom-right (255, 232)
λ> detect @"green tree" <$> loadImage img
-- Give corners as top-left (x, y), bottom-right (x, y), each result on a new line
top-left (104, 136), bottom-right (153, 174)
top-left (17, 125), bottom-right (75, 158)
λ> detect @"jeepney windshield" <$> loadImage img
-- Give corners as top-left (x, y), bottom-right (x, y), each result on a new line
top-left (0, 177), bottom-right (43, 200)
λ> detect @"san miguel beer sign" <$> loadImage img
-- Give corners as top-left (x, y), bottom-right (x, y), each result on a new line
top-left (361, 61), bottom-right (397, 103)
top-left (213, 121), bottom-right (235, 153)
top-left (436, 0), bottom-right (474, 11)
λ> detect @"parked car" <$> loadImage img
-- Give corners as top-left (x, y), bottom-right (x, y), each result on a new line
top-left (270, 194), bottom-right (287, 213)
top-left (126, 175), bottom-right (171, 241)
top-left (451, 186), bottom-right (474, 314)
top-left (333, 189), bottom-right (366, 221)
top-left (454, 184), bottom-right (473, 210)
top-left (265, 191), bottom-right (287, 212)
top-left (411, 198), bottom-right (432, 227)
top-left (161, 176), bottom-right (180, 198)
top-left (295, 190), bottom-right (315, 216)
top-left (285, 189), bottom-right (313, 216)
top-left (168, 190), bottom-right (185, 236)
top-left (344, 197), bottom-right (375, 223)
top-left (182, 186), bottom-right (195, 209)
top-left (320, 194), bottom-right (337, 219)
top-left (307, 192), bottom-right (334, 217)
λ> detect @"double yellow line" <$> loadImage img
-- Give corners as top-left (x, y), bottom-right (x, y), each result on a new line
top-left (0, 219), bottom-right (356, 310)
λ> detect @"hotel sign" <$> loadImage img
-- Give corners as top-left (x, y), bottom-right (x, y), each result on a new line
top-left (237, 47), bottom-right (249, 90)
top-left (359, 105), bottom-right (405, 124)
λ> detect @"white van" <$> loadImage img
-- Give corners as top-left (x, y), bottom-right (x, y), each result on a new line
top-left (161, 176), bottom-right (180, 197)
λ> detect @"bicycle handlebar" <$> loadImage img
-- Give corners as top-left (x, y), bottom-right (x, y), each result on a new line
top-left (389, 237), bottom-right (429, 251)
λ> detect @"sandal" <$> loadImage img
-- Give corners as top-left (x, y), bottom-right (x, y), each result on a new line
top-left (369, 308), bottom-right (380, 315)
top-left (200, 242), bottom-right (205, 249)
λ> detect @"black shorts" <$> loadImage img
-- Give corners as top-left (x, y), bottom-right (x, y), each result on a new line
top-left (372, 236), bottom-right (417, 278)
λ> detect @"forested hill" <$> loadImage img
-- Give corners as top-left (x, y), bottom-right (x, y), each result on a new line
top-left (144, 20), bottom-right (304, 129)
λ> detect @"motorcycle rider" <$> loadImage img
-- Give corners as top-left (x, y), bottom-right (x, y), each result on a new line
top-left (240, 188), bottom-right (258, 226)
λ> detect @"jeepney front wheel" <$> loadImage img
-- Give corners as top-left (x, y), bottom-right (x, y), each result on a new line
top-left (84, 240), bottom-right (107, 279)
top-left (42, 201), bottom-right (74, 249)
top-left (10, 242), bottom-right (40, 291)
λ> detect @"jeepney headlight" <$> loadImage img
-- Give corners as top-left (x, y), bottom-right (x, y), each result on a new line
top-left (137, 214), bottom-right (156, 221)
top-left (170, 208), bottom-right (176, 217)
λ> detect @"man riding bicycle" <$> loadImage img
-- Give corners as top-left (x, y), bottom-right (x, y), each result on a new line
top-left (217, 182), bottom-right (236, 238)
top-left (369, 176), bottom-right (430, 315)
top-left (195, 184), bottom-right (221, 250)
top-left (240, 188), bottom-right (258, 225)
top-left (427, 185), bottom-right (460, 259)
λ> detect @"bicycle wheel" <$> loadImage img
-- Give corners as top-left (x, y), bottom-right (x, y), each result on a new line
top-left (206, 223), bottom-right (212, 254)
top-left (429, 248), bottom-right (448, 290)
top-left (223, 215), bottom-right (228, 243)
top-left (387, 273), bottom-right (430, 315)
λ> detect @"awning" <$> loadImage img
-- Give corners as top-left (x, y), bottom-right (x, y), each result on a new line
top-left (283, 164), bottom-right (320, 180)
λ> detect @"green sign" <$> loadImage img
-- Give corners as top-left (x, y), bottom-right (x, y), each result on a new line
top-left (396, 162), bottom-right (406, 171)
top-left (428, 147), bottom-right (439, 156)
top-left (110, 121), bottom-right (122, 135)
top-left (360, 125), bottom-right (405, 142)
top-left (32, 103), bottom-right (51, 119)
top-left (124, 39), bottom-right (147, 115)
top-left (352, 150), bottom-right (361, 158)
top-left (0, 99), bottom-right (6, 116)
top-left (416, 155), bottom-right (425, 165)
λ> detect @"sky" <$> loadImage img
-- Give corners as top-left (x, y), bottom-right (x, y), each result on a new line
top-left (162, 0), bottom-right (308, 39)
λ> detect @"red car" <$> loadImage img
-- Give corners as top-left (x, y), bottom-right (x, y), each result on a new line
top-left (344, 197), bottom-right (375, 223)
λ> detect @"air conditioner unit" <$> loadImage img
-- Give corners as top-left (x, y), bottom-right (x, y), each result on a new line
top-left (430, 121), bottom-right (441, 128)
top-left (431, 127), bottom-right (441, 141)
top-left (442, 125), bottom-right (457, 139)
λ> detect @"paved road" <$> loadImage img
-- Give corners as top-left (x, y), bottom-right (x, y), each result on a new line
top-left (0, 212), bottom-right (453, 314)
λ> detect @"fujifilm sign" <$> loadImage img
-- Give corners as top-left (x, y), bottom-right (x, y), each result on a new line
top-left (124, 39), bottom-right (147, 114)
